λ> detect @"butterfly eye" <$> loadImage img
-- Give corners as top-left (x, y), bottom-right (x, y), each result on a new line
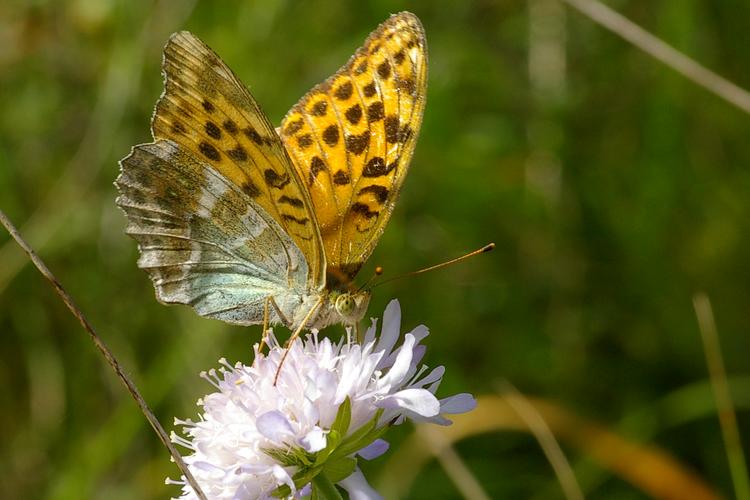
top-left (335, 294), bottom-right (355, 316)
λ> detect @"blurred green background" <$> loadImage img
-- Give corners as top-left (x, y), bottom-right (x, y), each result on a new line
top-left (2, 0), bottom-right (750, 498)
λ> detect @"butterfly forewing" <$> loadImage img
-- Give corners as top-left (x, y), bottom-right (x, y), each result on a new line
top-left (152, 31), bottom-right (326, 289)
top-left (279, 12), bottom-right (427, 286)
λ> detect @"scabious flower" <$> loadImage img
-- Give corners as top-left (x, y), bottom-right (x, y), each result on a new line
top-left (169, 300), bottom-right (476, 499)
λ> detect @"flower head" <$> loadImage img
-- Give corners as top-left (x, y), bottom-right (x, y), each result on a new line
top-left (170, 300), bottom-right (476, 499)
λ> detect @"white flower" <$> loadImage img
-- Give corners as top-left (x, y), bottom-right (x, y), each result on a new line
top-left (170, 299), bottom-right (476, 500)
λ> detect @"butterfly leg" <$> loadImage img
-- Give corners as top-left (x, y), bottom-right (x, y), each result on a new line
top-left (259, 297), bottom-right (271, 353)
top-left (344, 322), bottom-right (358, 344)
top-left (273, 297), bottom-right (324, 386)
top-left (259, 296), bottom-right (292, 353)
top-left (268, 296), bottom-right (292, 326)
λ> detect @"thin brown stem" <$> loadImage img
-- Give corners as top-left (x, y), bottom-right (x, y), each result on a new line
top-left (0, 209), bottom-right (207, 500)
top-left (562, 0), bottom-right (750, 114)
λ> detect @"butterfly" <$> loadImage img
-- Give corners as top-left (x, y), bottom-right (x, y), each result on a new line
top-left (115, 12), bottom-right (426, 336)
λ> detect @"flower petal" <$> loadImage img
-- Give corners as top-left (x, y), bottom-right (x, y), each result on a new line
top-left (375, 300), bottom-right (401, 358)
top-left (299, 426), bottom-right (327, 453)
top-left (408, 324), bottom-right (430, 344)
top-left (363, 318), bottom-right (378, 346)
top-left (298, 483), bottom-right (313, 497)
top-left (339, 468), bottom-right (383, 500)
top-left (378, 388), bottom-right (440, 417)
top-left (410, 344), bottom-right (427, 368)
top-left (236, 464), bottom-right (273, 475)
top-left (440, 393), bottom-right (477, 414)
top-left (271, 464), bottom-right (296, 494)
top-left (378, 334), bottom-right (416, 389)
top-left (256, 410), bottom-right (295, 443)
top-left (358, 439), bottom-right (390, 460)
top-left (415, 365), bottom-right (445, 389)
top-left (192, 461), bottom-right (226, 479)
top-left (421, 414), bottom-right (453, 426)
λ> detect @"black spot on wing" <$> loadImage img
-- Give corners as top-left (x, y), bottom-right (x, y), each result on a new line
top-left (398, 77), bottom-right (416, 94)
top-left (310, 100), bottom-right (328, 116)
top-left (242, 180), bottom-right (261, 198)
top-left (297, 134), bottom-right (313, 149)
top-left (334, 81), bottom-right (353, 100)
top-left (243, 127), bottom-right (264, 145)
top-left (358, 185), bottom-right (389, 203)
top-left (362, 157), bottom-right (395, 177)
top-left (363, 82), bottom-right (377, 98)
top-left (227, 145), bottom-right (248, 162)
top-left (351, 202), bottom-right (379, 219)
top-left (345, 104), bottom-right (363, 125)
top-left (367, 101), bottom-right (384, 122)
top-left (377, 61), bottom-right (391, 79)
top-left (199, 142), bottom-right (221, 161)
top-left (283, 118), bottom-right (304, 136)
top-left (333, 170), bottom-right (350, 185)
top-left (222, 119), bottom-right (239, 134)
top-left (282, 214), bottom-right (310, 225)
top-left (323, 125), bottom-right (340, 147)
top-left (264, 169), bottom-right (290, 189)
top-left (309, 156), bottom-right (327, 185)
top-left (278, 195), bottom-right (304, 208)
top-left (384, 115), bottom-right (400, 144)
top-left (345, 132), bottom-right (369, 155)
top-left (205, 121), bottom-right (222, 139)
top-left (171, 121), bottom-right (186, 134)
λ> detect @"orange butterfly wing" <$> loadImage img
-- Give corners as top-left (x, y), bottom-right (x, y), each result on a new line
top-left (152, 31), bottom-right (326, 289)
top-left (279, 12), bottom-right (427, 287)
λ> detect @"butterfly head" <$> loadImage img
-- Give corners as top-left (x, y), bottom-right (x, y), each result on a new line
top-left (332, 290), bottom-right (371, 324)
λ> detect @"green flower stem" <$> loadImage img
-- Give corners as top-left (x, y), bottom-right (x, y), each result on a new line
top-left (312, 473), bottom-right (343, 500)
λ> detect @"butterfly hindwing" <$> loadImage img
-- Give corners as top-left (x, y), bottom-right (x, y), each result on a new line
top-left (116, 140), bottom-right (309, 325)
top-left (152, 31), bottom-right (326, 289)
top-left (279, 12), bottom-right (427, 286)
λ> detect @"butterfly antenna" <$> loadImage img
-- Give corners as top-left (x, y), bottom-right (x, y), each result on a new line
top-left (371, 243), bottom-right (495, 289)
top-left (356, 266), bottom-right (384, 292)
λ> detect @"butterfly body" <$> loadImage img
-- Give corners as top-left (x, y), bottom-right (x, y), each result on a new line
top-left (299, 289), bottom-right (371, 331)
top-left (116, 13), bottom-right (425, 332)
